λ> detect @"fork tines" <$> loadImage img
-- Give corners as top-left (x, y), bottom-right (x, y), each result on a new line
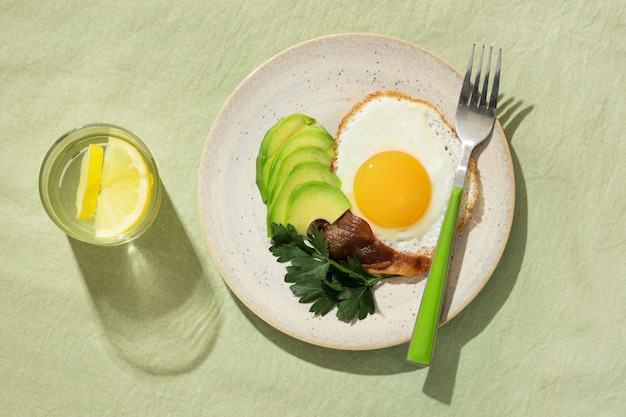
top-left (459, 44), bottom-right (501, 111)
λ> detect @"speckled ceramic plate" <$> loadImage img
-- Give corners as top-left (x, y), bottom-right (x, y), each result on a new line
top-left (198, 34), bottom-right (514, 350)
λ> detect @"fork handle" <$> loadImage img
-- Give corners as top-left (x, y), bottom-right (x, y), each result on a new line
top-left (407, 185), bottom-right (463, 366)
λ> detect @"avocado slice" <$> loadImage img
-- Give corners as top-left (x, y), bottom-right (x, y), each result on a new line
top-left (267, 162), bottom-right (342, 233)
top-left (259, 126), bottom-right (334, 202)
top-left (255, 114), bottom-right (316, 199)
top-left (266, 146), bottom-right (333, 202)
top-left (284, 181), bottom-right (351, 235)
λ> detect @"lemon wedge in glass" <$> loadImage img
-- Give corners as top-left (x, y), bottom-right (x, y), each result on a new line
top-left (94, 138), bottom-right (151, 238)
top-left (75, 144), bottom-right (104, 219)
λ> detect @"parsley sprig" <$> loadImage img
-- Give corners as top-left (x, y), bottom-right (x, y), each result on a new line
top-left (269, 223), bottom-right (395, 321)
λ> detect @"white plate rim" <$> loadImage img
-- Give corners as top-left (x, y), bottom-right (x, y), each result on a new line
top-left (198, 33), bottom-right (515, 350)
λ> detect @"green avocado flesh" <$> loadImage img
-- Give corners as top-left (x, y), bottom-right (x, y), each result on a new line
top-left (258, 126), bottom-right (334, 202)
top-left (267, 162), bottom-right (341, 231)
top-left (266, 146), bottom-right (333, 202)
top-left (285, 182), bottom-right (351, 235)
top-left (255, 113), bottom-right (316, 200)
top-left (255, 114), bottom-right (350, 236)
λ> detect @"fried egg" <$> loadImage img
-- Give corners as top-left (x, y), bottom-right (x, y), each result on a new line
top-left (333, 91), bottom-right (462, 253)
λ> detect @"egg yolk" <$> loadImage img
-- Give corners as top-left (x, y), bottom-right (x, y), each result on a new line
top-left (353, 151), bottom-right (431, 228)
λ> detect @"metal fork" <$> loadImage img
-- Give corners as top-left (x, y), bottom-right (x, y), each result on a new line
top-left (407, 45), bottom-right (501, 366)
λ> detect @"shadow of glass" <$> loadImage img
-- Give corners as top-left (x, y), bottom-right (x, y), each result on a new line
top-left (70, 188), bottom-right (221, 375)
top-left (234, 96), bottom-right (533, 383)
top-left (421, 96), bottom-right (533, 403)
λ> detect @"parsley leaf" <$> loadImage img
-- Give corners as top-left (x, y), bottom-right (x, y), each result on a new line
top-left (337, 286), bottom-right (375, 321)
top-left (269, 223), bottom-right (395, 321)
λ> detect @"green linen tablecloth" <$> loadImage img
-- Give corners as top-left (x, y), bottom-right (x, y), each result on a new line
top-left (1, 0), bottom-right (624, 416)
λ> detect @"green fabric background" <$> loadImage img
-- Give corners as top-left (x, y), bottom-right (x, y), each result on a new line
top-left (1, 0), bottom-right (624, 415)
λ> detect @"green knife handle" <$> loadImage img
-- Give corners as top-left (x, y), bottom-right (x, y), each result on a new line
top-left (407, 185), bottom-right (463, 366)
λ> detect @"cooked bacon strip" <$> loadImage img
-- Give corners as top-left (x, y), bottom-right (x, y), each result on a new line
top-left (314, 211), bottom-right (432, 277)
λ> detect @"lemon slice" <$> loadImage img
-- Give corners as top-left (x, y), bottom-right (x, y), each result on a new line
top-left (75, 144), bottom-right (104, 219)
top-left (95, 137), bottom-right (151, 238)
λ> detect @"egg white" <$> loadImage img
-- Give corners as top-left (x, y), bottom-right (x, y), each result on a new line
top-left (334, 93), bottom-right (460, 253)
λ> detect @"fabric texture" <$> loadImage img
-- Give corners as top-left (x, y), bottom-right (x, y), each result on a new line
top-left (1, 0), bottom-right (624, 416)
